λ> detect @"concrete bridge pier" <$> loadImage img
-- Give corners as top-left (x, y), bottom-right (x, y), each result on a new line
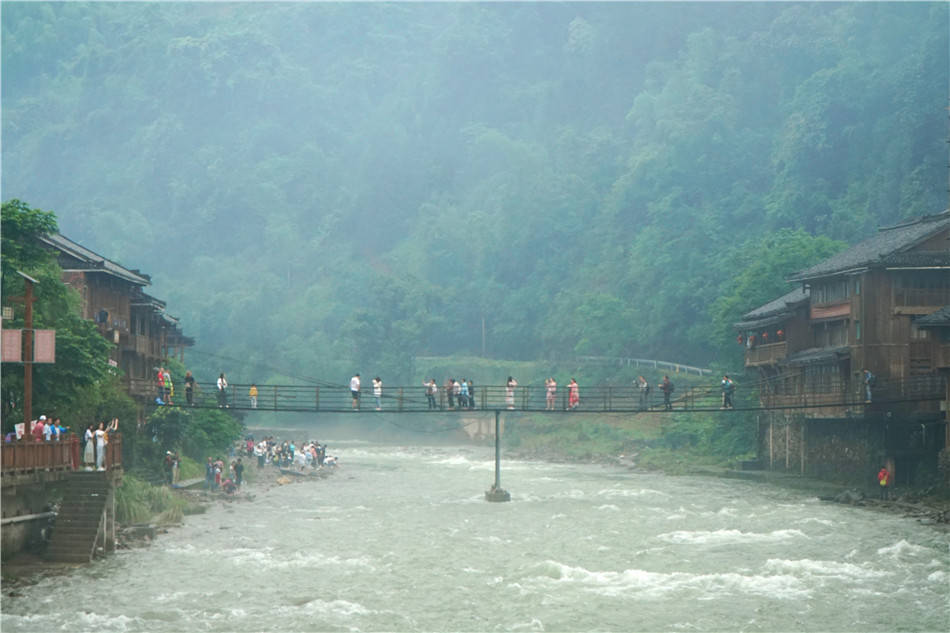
top-left (485, 410), bottom-right (510, 502)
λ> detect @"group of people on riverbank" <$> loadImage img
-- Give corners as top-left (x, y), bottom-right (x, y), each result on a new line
top-left (204, 456), bottom-right (244, 494)
top-left (249, 436), bottom-right (333, 471)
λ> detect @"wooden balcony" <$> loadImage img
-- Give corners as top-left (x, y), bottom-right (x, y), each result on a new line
top-left (120, 333), bottom-right (162, 358)
top-left (745, 341), bottom-right (788, 367)
top-left (2, 434), bottom-right (122, 484)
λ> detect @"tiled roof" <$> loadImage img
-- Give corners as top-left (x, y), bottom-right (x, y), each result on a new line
top-left (40, 233), bottom-right (151, 286)
top-left (916, 305), bottom-right (950, 328)
top-left (735, 287), bottom-right (809, 330)
top-left (782, 346), bottom-right (850, 367)
top-left (878, 251), bottom-right (950, 268)
top-left (787, 211), bottom-right (950, 282)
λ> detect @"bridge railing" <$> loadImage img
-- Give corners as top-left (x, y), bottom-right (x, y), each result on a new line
top-left (136, 374), bottom-right (948, 414)
top-left (145, 381), bottom-right (736, 412)
top-left (1, 433), bottom-right (122, 475)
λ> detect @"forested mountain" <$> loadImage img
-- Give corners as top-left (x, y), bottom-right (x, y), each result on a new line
top-left (3, 2), bottom-right (947, 383)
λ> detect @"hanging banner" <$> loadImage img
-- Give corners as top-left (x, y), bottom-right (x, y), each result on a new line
top-left (1, 329), bottom-right (22, 362)
top-left (33, 329), bottom-right (56, 363)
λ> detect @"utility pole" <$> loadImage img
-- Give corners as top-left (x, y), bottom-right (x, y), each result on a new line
top-left (8, 272), bottom-right (39, 441)
top-left (481, 315), bottom-right (486, 357)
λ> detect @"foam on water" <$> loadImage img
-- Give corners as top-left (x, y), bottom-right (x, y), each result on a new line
top-left (525, 560), bottom-right (811, 600)
top-left (596, 487), bottom-right (671, 498)
top-left (876, 539), bottom-right (930, 559)
top-left (794, 517), bottom-right (835, 526)
top-left (763, 558), bottom-right (889, 579)
top-left (656, 528), bottom-right (808, 545)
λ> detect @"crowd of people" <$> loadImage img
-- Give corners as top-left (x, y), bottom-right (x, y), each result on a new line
top-left (351, 372), bottom-right (733, 411)
top-left (248, 435), bottom-right (336, 471)
top-left (3, 415), bottom-right (120, 471)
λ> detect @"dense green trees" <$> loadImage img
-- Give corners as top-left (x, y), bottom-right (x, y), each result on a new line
top-left (2, 3), bottom-right (946, 386)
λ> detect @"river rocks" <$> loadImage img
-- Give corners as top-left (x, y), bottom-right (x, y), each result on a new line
top-left (831, 489), bottom-right (866, 504)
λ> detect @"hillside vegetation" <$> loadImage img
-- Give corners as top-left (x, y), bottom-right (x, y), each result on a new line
top-left (2, 3), bottom-right (946, 387)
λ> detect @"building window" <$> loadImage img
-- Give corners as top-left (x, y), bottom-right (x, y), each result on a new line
top-left (814, 320), bottom-right (848, 347)
top-left (813, 279), bottom-right (850, 304)
top-left (855, 320), bottom-right (861, 341)
top-left (853, 278), bottom-right (861, 295)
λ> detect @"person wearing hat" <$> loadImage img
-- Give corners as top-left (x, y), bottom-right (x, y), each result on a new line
top-left (31, 415), bottom-right (46, 441)
top-left (164, 451), bottom-right (175, 484)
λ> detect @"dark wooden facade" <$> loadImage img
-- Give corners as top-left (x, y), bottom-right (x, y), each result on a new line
top-left (40, 234), bottom-right (193, 402)
top-left (737, 211), bottom-right (950, 486)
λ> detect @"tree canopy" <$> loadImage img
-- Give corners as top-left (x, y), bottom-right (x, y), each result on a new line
top-left (2, 3), bottom-right (946, 385)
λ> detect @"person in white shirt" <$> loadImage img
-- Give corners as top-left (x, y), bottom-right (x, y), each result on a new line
top-left (350, 374), bottom-right (361, 409)
top-left (373, 377), bottom-right (383, 410)
top-left (217, 373), bottom-right (229, 408)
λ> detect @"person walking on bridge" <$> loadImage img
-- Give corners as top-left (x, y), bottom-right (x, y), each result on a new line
top-left (424, 379), bottom-right (437, 409)
top-left (466, 379), bottom-right (476, 410)
top-left (637, 376), bottom-right (650, 410)
top-left (506, 376), bottom-right (518, 410)
top-left (459, 379), bottom-right (469, 409)
top-left (217, 373), bottom-right (229, 408)
top-left (720, 375), bottom-right (735, 409)
top-left (350, 373), bottom-right (361, 409)
top-left (373, 377), bottom-right (383, 410)
top-left (184, 370), bottom-right (195, 406)
top-left (445, 378), bottom-right (456, 409)
top-left (249, 383), bottom-right (258, 409)
top-left (568, 378), bottom-right (580, 410)
top-left (545, 378), bottom-right (557, 410)
top-left (659, 376), bottom-right (674, 411)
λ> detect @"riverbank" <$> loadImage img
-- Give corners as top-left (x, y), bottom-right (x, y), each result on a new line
top-left (507, 444), bottom-right (950, 530)
top-left (1, 462), bottom-right (336, 590)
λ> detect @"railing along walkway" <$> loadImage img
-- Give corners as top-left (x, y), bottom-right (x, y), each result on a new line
top-left (1, 434), bottom-right (122, 478)
top-left (134, 376), bottom-right (946, 414)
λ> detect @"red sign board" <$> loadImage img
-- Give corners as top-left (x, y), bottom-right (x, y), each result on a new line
top-left (1, 329), bottom-right (22, 362)
top-left (33, 329), bottom-right (56, 363)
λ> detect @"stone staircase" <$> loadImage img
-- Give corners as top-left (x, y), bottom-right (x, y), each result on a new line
top-left (45, 471), bottom-right (115, 563)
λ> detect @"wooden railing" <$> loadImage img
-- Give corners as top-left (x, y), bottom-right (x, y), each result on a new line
top-left (1, 433), bottom-right (122, 474)
top-left (745, 341), bottom-right (788, 367)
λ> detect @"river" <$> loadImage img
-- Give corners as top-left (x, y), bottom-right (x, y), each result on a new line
top-left (2, 440), bottom-right (948, 632)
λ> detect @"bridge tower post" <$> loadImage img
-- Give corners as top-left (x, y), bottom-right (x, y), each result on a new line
top-left (485, 410), bottom-right (510, 502)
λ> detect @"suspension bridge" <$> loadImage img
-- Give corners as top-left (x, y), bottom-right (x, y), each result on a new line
top-left (138, 376), bottom-right (945, 415)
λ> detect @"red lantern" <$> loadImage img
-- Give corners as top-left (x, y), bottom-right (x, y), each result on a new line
top-left (777, 329), bottom-right (784, 339)
top-left (737, 334), bottom-right (744, 345)
top-left (762, 332), bottom-right (769, 342)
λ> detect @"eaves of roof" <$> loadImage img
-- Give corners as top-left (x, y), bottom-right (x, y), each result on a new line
top-left (787, 211), bottom-right (950, 283)
top-left (916, 305), bottom-right (950, 328)
top-left (40, 233), bottom-right (151, 286)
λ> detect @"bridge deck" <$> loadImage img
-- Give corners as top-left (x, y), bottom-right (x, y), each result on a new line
top-left (140, 378), bottom-right (946, 415)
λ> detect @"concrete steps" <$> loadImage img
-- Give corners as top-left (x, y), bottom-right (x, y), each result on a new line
top-left (45, 472), bottom-right (112, 563)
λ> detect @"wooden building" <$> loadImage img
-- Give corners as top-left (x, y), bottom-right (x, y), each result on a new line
top-left (737, 210), bottom-right (949, 486)
top-left (39, 233), bottom-right (193, 402)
